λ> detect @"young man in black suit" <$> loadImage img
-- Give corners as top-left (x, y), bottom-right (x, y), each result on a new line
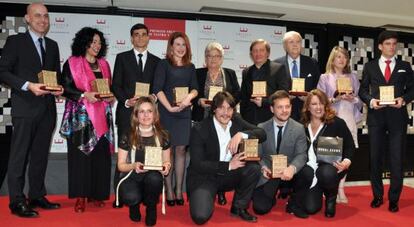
top-left (0, 3), bottom-right (63, 218)
top-left (275, 31), bottom-right (320, 121)
top-left (187, 91), bottom-right (266, 225)
top-left (359, 30), bottom-right (414, 213)
top-left (111, 23), bottom-right (160, 207)
top-left (240, 39), bottom-right (290, 125)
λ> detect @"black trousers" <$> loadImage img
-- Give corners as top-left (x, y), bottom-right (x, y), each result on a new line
top-left (120, 171), bottom-right (163, 207)
top-left (67, 138), bottom-right (111, 200)
top-left (252, 165), bottom-right (313, 214)
top-left (369, 121), bottom-right (406, 203)
top-left (7, 108), bottom-right (55, 206)
top-left (189, 162), bottom-right (260, 225)
top-left (302, 164), bottom-right (346, 214)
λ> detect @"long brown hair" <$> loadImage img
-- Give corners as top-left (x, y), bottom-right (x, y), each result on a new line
top-left (301, 89), bottom-right (336, 126)
top-left (166, 32), bottom-right (192, 66)
top-left (129, 96), bottom-right (168, 149)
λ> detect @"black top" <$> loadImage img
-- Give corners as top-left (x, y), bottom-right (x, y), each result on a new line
top-left (118, 133), bottom-right (170, 163)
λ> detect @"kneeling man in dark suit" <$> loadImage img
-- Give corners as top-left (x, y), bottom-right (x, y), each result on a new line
top-left (252, 90), bottom-right (309, 218)
top-left (187, 91), bottom-right (266, 224)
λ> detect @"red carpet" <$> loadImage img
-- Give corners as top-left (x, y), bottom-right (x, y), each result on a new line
top-left (1, 185), bottom-right (414, 227)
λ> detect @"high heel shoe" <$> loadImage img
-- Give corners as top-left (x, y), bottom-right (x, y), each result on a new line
top-left (175, 198), bottom-right (184, 206)
top-left (166, 199), bottom-right (175, 206)
top-left (87, 198), bottom-right (105, 207)
top-left (325, 196), bottom-right (336, 218)
top-left (74, 197), bottom-right (86, 213)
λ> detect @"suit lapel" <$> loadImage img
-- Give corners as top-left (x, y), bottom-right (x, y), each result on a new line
top-left (374, 61), bottom-right (387, 84)
top-left (279, 119), bottom-right (292, 152)
top-left (128, 50), bottom-right (141, 78)
top-left (208, 118), bottom-right (221, 161)
top-left (25, 32), bottom-right (42, 68)
top-left (265, 120), bottom-right (276, 153)
top-left (389, 60), bottom-right (402, 83)
top-left (143, 52), bottom-right (153, 77)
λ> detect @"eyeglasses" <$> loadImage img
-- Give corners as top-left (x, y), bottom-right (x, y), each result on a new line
top-left (207, 55), bottom-right (222, 60)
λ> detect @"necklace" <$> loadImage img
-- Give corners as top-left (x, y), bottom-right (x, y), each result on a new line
top-left (138, 125), bottom-right (153, 133)
top-left (88, 60), bottom-right (99, 70)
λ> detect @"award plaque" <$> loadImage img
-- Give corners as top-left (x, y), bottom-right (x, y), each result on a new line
top-left (379, 86), bottom-right (396, 105)
top-left (289, 78), bottom-right (307, 96)
top-left (206, 86), bottom-right (223, 104)
top-left (251, 81), bottom-right (267, 97)
top-left (173, 87), bottom-right (189, 106)
top-left (271, 154), bottom-right (287, 178)
top-left (135, 82), bottom-right (150, 98)
top-left (38, 70), bottom-right (62, 91)
top-left (92, 79), bottom-right (114, 99)
top-left (239, 139), bottom-right (260, 161)
top-left (337, 77), bottom-right (353, 94)
top-left (142, 146), bottom-right (164, 171)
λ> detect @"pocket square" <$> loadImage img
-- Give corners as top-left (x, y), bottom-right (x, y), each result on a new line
top-left (307, 73), bottom-right (312, 77)
top-left (398, 69), bottom-right (406, 73)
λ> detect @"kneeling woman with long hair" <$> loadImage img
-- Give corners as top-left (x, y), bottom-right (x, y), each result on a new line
top-left (116, 97), bottom-right (171, 226)
top-left (300, 89), bottom-right (354, 217)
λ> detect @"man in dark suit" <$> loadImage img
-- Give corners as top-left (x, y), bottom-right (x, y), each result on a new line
top-left (111, 23), bottom-right (160, 207)
top-left (0, 3), bottom-right (63, 218)
top-left (275, 31), bottom-right (320, 121)
top-left (240, 39), bottom-right (290, 125)
top-left (187, 91), bottom-right (266, 225)
top-left (252, 90), bottom-right (309, 218)
top-left (359, 30), bottom-right (414, 213)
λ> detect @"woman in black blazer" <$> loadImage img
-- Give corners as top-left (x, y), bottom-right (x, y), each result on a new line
top-left (300, 89), bottom-right (354, 218)
top-left (192, 42), bottom-right (241, 122)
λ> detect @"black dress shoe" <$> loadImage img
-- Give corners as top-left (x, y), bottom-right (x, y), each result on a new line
top-left (370, 197), bottom-right (383, 208)
top-left (112, 200), bottom-right (124, 208)
top-left (129, 204), bottom-right (141, 222)
top-left (217, 192), bottom-right (227, 205)
top-left (29, 197), bottom-right (60, 209)
top-left (286, 203), bottom-right (309, 219)
top-left (10, 202), bottom-right (39, 218)
top-left (388, 202), bottom-right (399, 213)
top-left (230, 207), bottom-right (257, 223)
top-left (324, 196), bottom-right (336, 218)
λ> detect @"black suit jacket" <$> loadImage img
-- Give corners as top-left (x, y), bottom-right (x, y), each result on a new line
top-left (275, 54), bottom-right (320, 121)
top-left (192, 67), bottom-right (241, 121)
top-left (240, 60), bottom-right (289, 125)
top-left (186, 114), bottom-right (266, 194)
top-left (0, 32), bottom-right (60, 117)
top-left (111, 50), bottom-right (160, 128)
top-left (359, 59), bottom-right (414, 126)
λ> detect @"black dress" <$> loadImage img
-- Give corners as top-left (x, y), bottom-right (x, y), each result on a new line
top-left (153, 59), bottom-right (198, 146)
top-left (60, 61), bottom-right (112, 200)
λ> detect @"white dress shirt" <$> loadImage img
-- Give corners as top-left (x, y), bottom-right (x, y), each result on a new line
top-left (213, 117), bottom-right (233, 162)
top-left (287, 55), bottom-right (300, 77)
top-left (306, 123), bottom-right (324, 188)
top-left (379, 55), bottom-right (396, 76)
top-left (133, 48), bottom-right (148, 71)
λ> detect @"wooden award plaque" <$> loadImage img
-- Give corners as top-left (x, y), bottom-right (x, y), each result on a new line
top-left (135, 82), bottom-right (150, 98)
top-left (337, 77), bottom-right (353, 95)
top-left (206, 86), bottom-right (223, 104)
top-left (379, 86), bottom-right (396, 105)
top-left (252, 81), bottom-right (267, 97)
top-left (92, 78), bottom-right (114, 99)
top-left (289, 78), bottom-right (307, 96)
top-left (143, 146), bottom-right (164, 171)
top-left (38, 70), bottom-right (62, 91)
top-left (239, 139), bottom-right (260, 161)
top-left (173, 87), bottom-right (189, 106)
top-left (271, 154), bottom-right (287, 178)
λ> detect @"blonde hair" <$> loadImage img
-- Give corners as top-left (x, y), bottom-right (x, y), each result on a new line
top-left (325, 46), bottom-right (351, 74)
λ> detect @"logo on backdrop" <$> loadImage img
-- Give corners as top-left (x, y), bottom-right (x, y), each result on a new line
top-left (49, 15), bottom-right (69, 32)
top-left (200, 24), bottom-right (215, 37)
top-left (113, 39), bottom-right (129, 52)
top-left (144, 18), bottom-right (186, 40)
top-left (236, 26), bottom-right (252, 41)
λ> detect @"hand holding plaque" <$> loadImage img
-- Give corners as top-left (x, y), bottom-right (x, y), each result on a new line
top-left (270, 154), bottom-right (287, 178)
top-left (239, 139), bottom-right (260, 161)
top-left (173, 87), bottom-right (189, 106)
top-left (38, 70), bottom-right (62, 91)
top-left (206, 86), bottom-right (223, 104)
top-left (91, 78), bottom-right (114, 99)
top-left (142, 146), bottom-right (164, 171)
top-left (379, 86), bottom-right (396, 105)
top-left (252, 81), bottom-right (267, 97)
top-left (135, 82), bottom-right (150, 98)
top-left (289, 78), bottom-right (307, 96)
top-left (337, 77), bottom-right (353, 95)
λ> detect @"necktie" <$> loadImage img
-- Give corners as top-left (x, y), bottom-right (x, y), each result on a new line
top-left (38, 37), bottom-right (46, 67)
top-left (384, 60), bottom-right (391, 82)
top-left (276, 125), bottom-right (283, 154)
top-left (292, 60), bottom-right (298, 78)
top-left (138, 53), bottom-right (143, 75)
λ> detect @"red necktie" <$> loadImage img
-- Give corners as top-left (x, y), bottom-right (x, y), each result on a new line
top-left (384, 60), bottom-right (391, 82)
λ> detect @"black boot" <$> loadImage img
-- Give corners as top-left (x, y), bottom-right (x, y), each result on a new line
top-left (325, 195), bottom-right (336, 218)
top-left (145, 205), bottom-right (157, 226)
top-left (129, 204), bottom-right (141, 222)
top-left (217, 191), bottom-right (227, 205)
